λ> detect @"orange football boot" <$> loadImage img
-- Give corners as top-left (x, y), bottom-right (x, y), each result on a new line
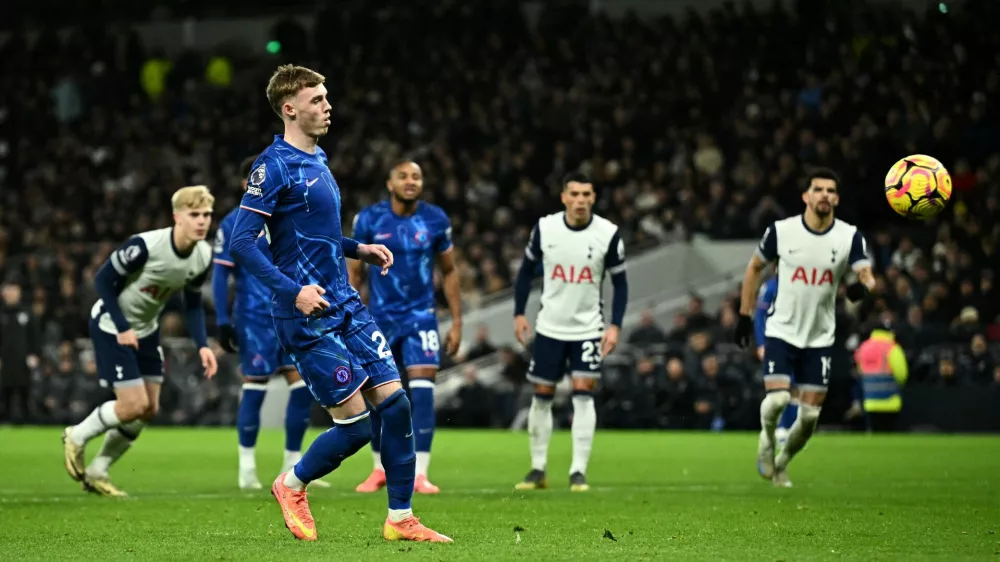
top-left (355, 469), bottom-right (386, 493)
top-left (413, 474), bottom-right (440, 494)
top-left (271, 473), bottom-right (317, 541)
top-left (383, 516), bottom-right (453, 543)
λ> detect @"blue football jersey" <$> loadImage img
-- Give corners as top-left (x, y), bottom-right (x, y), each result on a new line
top-left (230, 135), bottom-right (362, 321)
top-left (214, 209), bottom-right (274, 324)
top-left (352, 200), bottom-right (453, 325)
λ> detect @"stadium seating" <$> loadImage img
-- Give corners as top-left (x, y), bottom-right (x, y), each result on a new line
top-left (2, 0), bottom-right (999, 428)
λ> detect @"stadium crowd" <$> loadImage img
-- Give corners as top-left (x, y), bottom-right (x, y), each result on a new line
top-left (1, 0), bottom-right (999, 427)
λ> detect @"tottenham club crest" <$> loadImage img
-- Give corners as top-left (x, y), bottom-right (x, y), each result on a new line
top-left (247, 163), bottom-right (266, 197)
top-left (334, 366), bottom-right (352, 386)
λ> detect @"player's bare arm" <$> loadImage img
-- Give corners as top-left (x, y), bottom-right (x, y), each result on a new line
top-left (513, 255), bottom-right (535, 346)
top-left (437, 249), bottom-right (463, 356)
top-left (736, 253), bottom-right (770, 348)
top-left (347, 258), bottom-right (366, 297)
top-left (740, 253), bottom-right (770, 317)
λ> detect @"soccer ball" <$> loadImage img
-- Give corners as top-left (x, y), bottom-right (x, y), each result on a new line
top-left (884, 154), bottom-right (952, 220)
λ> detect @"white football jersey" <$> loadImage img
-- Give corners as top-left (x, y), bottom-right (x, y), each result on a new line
top-left (93, 227), bottom-right (212, 338)
top-left (526, 212), bottom-right (626, 341)
top-left (756, 215), bottom-right (870, 348)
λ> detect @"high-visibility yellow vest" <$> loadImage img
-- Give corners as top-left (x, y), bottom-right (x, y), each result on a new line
top-left (855, 330), bottom-right (909, 413)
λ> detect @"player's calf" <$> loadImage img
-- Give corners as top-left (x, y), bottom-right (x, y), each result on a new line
top-left (408, 368), bottom-right (438, 492)
top-left (356, 405), bottom-right (386, 493)
top-left (516, 388), bottom-right (554, 490)
top-left (273, 392), bottom-right (372, 541)
top-left (237, 377), bottom-right (268, 489)
top-left (569, 380), bottom-right (597, 490)
top-left (64, 386), bottom-right (148, 483)
top-left (757, 387), bottom-right (791, 479)
top-left (370, 386), bottom-right (417, 520)
top-left (775, 402), bottom-right (821, 476)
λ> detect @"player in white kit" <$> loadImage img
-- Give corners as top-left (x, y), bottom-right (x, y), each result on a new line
top-left (62, 186), bottom-right (220, 496)
top-left (735, 168), bottom-right (875, 487)
top-left (511, 172), bottom-right (629, 492)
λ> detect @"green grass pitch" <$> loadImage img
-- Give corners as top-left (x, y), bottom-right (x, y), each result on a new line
top-left (1, 428), bottom-right (998, 561)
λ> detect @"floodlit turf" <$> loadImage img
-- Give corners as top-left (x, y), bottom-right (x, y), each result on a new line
top-left (1, 428), bottom-right (998, 561)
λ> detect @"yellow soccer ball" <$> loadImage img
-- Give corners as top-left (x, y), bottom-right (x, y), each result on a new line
top-left (884, 154), bottom-right (952, 220)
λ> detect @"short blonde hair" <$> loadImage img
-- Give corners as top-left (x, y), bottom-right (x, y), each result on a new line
top-left (171, 185), bottom-right (215, 212)
top-left (266, 64), bottom-right (326, 118)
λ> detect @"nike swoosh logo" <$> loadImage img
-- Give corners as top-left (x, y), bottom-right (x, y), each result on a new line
top-left (305, 178), bottom-right (319, 187)
top-left (405, 432), bottom-right (413, 438)
top-left (289, 511), bottom-right (315, 538)
top-left (374, 233), bottom-right (392, 240)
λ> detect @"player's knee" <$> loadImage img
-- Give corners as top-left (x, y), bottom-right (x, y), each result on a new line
top-left (333, 411), bottom-right (372, 451)
top-left (531, 393), bottom-right (553, 411)
top-left (282, 369), bottom-right (302, 384)
top-left (533, 383), bottom-right (555, 397)
top-left (376, 388), bottom-right (411, 425)
top-left (407, 367), bottom-right (437, 383)
top-left (139, 401), bottom-right (159, 421)
top-left (571, 377), bottom-right (597, 393)
top-left (117, 394), bottom-right (151, 422)
top-left (798, 403), bottom-right (821, 425)
top-left (766, 389), bottom-right (792, 409)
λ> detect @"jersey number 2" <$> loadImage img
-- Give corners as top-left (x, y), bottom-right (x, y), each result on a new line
top-left (371, 331), bottom-right (393, 359)
top-left (581, 341), bottom-right (602, 368)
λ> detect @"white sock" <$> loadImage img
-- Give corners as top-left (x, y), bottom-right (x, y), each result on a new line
top-left (527, 395), bottom-right (553, 472)
top-left (569, 394), bottom-right (596, 475)
top-left (282, 450), bottom-right (301, 473)
top-left (759, 390), bottom-right (791, 446)
top-left (70, 401), bottom-right (120, 446)
top-left (776, 403), bottom-right (821, 470)
top-left (283, 470), bottom-right (307, 491)
top-left (415, 451), bottom-right (430, 477)
top-left (239, 446), bottom-right (257, 471)
top-left (388, 508), bottom-right (413, 523)
top-left (373, 451), bottom-right (384, 472)
top-left (86, 419), bottom-right (144, 478)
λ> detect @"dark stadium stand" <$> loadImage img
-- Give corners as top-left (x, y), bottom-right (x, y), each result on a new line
top-left (1, 0), bottom-right (998, 429)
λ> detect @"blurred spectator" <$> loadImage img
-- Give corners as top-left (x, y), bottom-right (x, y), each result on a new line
top-left (627, 308), bottom-right (666, 347)
top-left (460, 325), bottom-right (497, 363)
top-left (3, 0), bottom-right (1000, 427)
top-left (1, 279), bottom-right (41, 423)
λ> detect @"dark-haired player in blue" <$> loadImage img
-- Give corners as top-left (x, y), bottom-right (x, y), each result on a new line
top-left (229, 64), bottom-right (451, 543)
top-left (213, 155), bottom-right (328, 491)
top-left (349, 160), bottom-right (462, 495)
top-left (754, 272), bottom-right (798, 448)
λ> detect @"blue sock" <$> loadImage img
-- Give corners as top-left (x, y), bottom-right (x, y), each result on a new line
top-left (409, 381), bottom-right (435, 454)
top-left (237, 382), bottom-right (267, 448)
top-left (369, 402), bottom-right (382, 458)
top-left (779, 400), bottom-right (799, 430)
top-left (377, 389), bottom-right (416, 511)
top-left (293, 413), bottom-right (371, 483)
top-left (284, 381), bottom-right (313, 453)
